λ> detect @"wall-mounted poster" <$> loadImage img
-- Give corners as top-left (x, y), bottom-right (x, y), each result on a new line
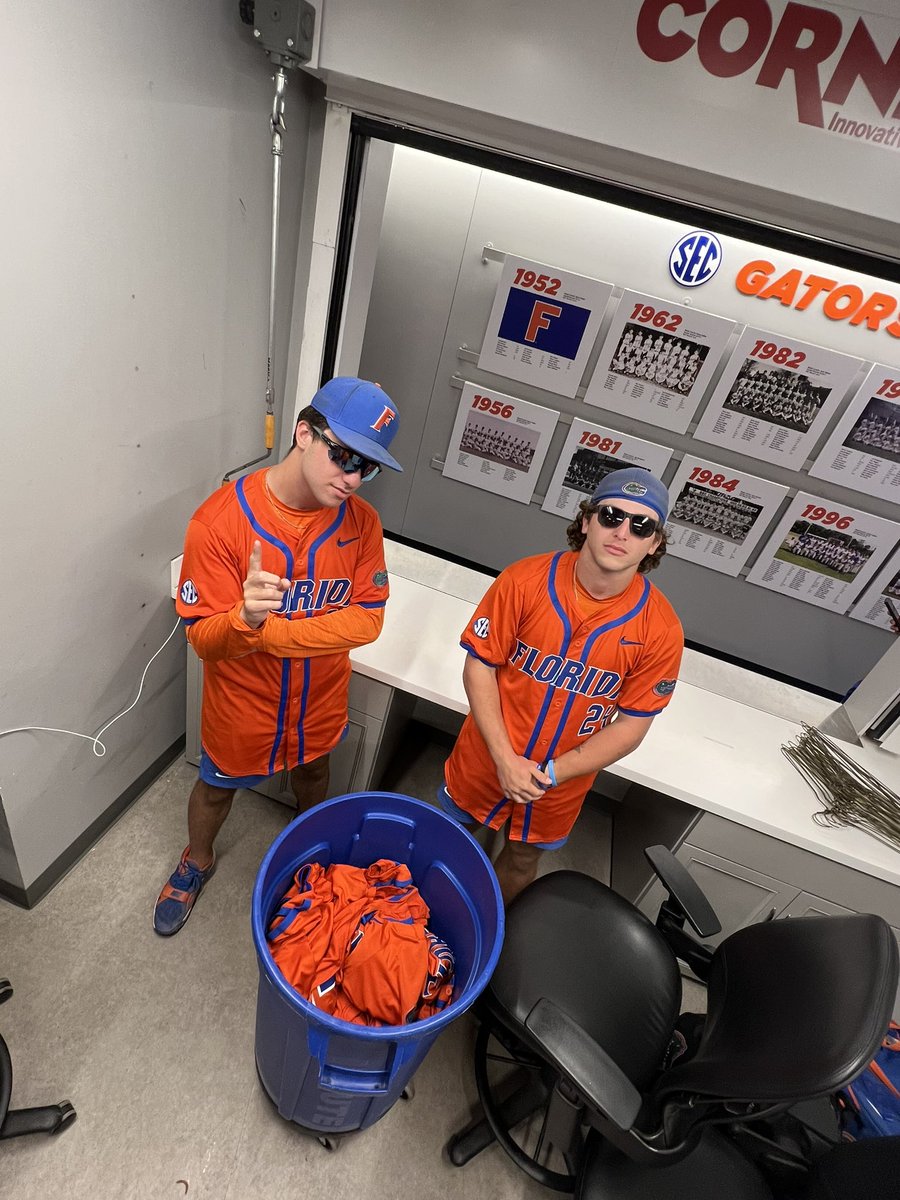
top-left (746, 491), bottom-right (900, 613)
top-left (540, 418), bottom-right (673, 521)
top-left (442, 381), bottom-right (559, 504)
top-left (665, 457), bottom-right (788, 577)
top-left (583, 290), bottom-right (735, 433)
top-left (477, 255), bottom-right (613, 398)
top-left (809, 365), bottom-right (900, 503)
top-left (849, 547), bottom-right (900, 632)
top-left (693, 328), bottom-right (863, 468)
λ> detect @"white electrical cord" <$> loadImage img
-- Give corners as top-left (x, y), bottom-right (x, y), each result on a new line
top-left (0, 618), bottom-right (182, 759)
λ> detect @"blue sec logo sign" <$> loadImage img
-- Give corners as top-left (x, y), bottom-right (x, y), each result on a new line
top-left (669, 231), bottom-right (722, 288)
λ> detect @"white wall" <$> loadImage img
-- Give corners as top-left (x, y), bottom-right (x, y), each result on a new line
top-left (0, 1), bottom-right (318, 894)
top-left (310, 0), bottom-right (900, 257)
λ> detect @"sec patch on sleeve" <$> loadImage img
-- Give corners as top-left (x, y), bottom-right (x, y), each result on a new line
top-left (472, 617), bottom-right (490, 639)
top-left (180, 579), bottom-right (200, 605)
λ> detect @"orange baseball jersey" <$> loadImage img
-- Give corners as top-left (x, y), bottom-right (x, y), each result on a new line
top-left (444, 550), bottom-right (683, 844)
top-left (175, 469), bottom-right (388, 778)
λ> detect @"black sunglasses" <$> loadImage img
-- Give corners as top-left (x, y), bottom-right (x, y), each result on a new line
top-left (595, 504), bottom-right (660, 539)
top-left (313, 428), bottom-right (381, 481)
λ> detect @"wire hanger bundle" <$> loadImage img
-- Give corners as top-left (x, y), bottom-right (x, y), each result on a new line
top-left (782, 724), bottom-right (900, 852)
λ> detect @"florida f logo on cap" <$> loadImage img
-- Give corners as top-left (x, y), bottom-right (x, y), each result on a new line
top-left (590, 466), bottom-right (670, 523)
top-left (310, 377), bottom-right (403, 472)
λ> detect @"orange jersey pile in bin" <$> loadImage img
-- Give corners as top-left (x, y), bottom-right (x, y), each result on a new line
top-left (267, 859), bottom-right (455, 1026)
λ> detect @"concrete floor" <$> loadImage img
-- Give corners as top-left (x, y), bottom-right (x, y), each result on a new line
top-left (0, 731), bottom-right (706, 1199)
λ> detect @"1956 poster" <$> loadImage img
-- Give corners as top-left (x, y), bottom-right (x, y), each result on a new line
top-left (584, 290), bottom-right (735, 433)
top-left (477, 255), bottom-right (613, 398)
top-left (694, 328), bottom-right (863, 468)
top-left (442, 381), bottom-right (559, 504)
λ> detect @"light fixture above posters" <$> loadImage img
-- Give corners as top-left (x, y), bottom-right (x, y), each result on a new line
top-left (477, 255), bottom-right (613, 398)
top-left (746, 491), bottom-right (900, 613)
top-left (584, 289), bottom-right (735, 433)
top-left (665, 456), bottom-right (788, 577)
top-left (540, 417), bottom-right (673, 521)
top-left (441, 381), bottom-right (559, 504)
top-left (809, 364), bottom-right (900, 504)
top-left (693, 327), bottom-right (864, 468)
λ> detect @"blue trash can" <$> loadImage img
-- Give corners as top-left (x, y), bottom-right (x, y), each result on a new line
top-left (251, 791), bottom-right (504, 1137)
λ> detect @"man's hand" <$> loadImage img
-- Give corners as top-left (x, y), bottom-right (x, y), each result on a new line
top-left (240, 540), bottom-right (290, 629)
top-left (495, 754), bottom-right (551, 804)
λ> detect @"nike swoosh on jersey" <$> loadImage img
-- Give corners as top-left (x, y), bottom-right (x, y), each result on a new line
top-left (619, 637), bottom-right (643, 646)
top-left (337, 537), bottom-right (360, 547)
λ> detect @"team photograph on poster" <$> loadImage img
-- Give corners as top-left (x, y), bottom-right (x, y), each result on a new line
top-left (585, 289), bottom-right (735, 434)
top-left (746, 491), bottom-right (899, 613)
top-left (477, 254), bottom-right (613, 399)
top-left (540, 417), bottom-right (672, 520)
top-left (850, 547), bottom-right (900, 632)
top-left (442, 381), bottom-right (558, 504)
top-left (664, 457), bottom-right (787, 576)
top-left (810, 365), bottom-right (900, 503)
top-left (694, 327), bottom-right (863, 468)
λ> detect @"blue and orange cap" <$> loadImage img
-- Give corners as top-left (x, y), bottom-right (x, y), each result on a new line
top-left (590, 466), bottom-right (670, 523)
top-left (310, 377), bottom-right (403, 472)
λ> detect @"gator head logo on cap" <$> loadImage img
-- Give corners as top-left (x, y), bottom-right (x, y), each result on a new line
top-left (622, 481), bottom-right (649, 497)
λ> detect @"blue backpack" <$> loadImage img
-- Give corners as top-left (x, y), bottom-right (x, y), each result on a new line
top-left (837, 1022), bottom-right (900, 1140)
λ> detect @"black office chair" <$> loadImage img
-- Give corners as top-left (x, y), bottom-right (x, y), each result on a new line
top-left (0, 978), bottom-right (76, 1139)
top-left (446, 849), bottom-right (899, 1197)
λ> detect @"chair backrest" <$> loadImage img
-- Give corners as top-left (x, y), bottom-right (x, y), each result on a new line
top-left (657, 913), bottom-right (899, 1108)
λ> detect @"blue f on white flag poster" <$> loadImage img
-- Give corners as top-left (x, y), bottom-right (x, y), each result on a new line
top-left (478, 255), bottom-right (614, 398)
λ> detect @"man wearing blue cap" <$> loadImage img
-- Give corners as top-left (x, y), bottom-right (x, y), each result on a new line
top-left (442, 466), bottom-right (683, 904)
top-left (155, 378), bottom-right (402, 935)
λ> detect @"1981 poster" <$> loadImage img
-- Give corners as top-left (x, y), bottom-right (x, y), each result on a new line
top-left (665, 456), bottom-right (788, 577)
top-left (540, 418), bottom-right (673, 520)
top-left (693, 328), bottom-right (863, 468)
top-left (809, 364), bottom-right (900, 503)
top-left (441, 381), bottom-right (559, 504)
top-left (746, 491), bottom-right (899, 613)
top-left (477, 255), bottom-right (613, 398)
top-left (584, 290), bottom-right (735, 433)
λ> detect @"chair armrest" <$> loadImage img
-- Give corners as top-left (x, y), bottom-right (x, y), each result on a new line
top-left (644, 845), bottom-right (721, 938)
top-left (524, 998), bottom-right (642, 1132)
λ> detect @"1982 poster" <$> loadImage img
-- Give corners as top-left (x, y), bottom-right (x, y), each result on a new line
top-left (477, 255), bottom-right (613, 398)
top-left (584, 290), bottom-right (735, 433)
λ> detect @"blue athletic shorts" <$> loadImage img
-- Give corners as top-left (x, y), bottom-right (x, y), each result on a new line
top-left (437, 784), bottom-right (567, 851)
top-left (199, 750), bottom-right (271, 791)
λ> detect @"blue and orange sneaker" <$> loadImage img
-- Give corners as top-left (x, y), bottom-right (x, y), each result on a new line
top-left (153, 847), bottom-right (216, 936)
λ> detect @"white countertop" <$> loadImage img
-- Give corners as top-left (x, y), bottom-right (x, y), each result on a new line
top-left (350, 540), bottom-right (900, 888)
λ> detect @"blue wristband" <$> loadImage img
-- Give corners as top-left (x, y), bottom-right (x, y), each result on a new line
top-left (544, 758), bottom-right (558, 787)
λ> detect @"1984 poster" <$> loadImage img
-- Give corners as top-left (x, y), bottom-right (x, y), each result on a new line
top-left (694, 328), bottom-right (863, 468)
top-left (746, 491), bottom-right (900, 613)
top-left (477, 255), bottom-right (613, 398)
top-left (584, 290), bottom-right (735, 434)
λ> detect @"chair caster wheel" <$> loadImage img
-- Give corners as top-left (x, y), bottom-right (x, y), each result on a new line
top-left (53, 1102), bottom-right (77, 1134)
top-left (317, 1134), bottom-right (341, 1152)
top-left (400, 1081), bottom-right (416, 1102)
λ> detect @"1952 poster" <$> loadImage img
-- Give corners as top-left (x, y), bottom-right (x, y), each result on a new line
top-left (809, 364), bottom-right (900, 503)
top-left (746, 491), bottom-right (900, 613)
top-left (477, 255), bottom-right (613, 398)
top-left (849, 546), bottom-right (900, 632)
top-left (540, 418), bottom-right (673, 521)
top-left (693, 327), bottom-right (863, 468)
top-left (665, 457), bottom-right (788, 577)
top-left (584, 290), bottom-right (735, 433)
top-left (441, 381), bottom-right (559, 504)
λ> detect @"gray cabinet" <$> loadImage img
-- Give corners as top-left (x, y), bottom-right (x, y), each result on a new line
top-left (185, 649), bottom-right (413, 804)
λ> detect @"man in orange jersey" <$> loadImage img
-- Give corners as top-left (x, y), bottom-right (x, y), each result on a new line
top-left (441, 467), bottom-right (683, 905)
top-left (154, 378), bottom-right (402, 936)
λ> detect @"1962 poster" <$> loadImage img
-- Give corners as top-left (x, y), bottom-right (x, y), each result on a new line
top-left (540, 418), bottom-right (673, 520)
top-left (442, 382), bottom-right (559, 504)
top-left (809, 364), bottom-right (900, 504)
top-left (665, 457), bottom-right (788, 577)
top-left (477, 255), bottom-right (613, 398)
top-left (746, 491), bottom-right (899, 613)
top-left (584, 290), bottom-right (735, 434)
top-left (693, 328), bottom-right (863, 468)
